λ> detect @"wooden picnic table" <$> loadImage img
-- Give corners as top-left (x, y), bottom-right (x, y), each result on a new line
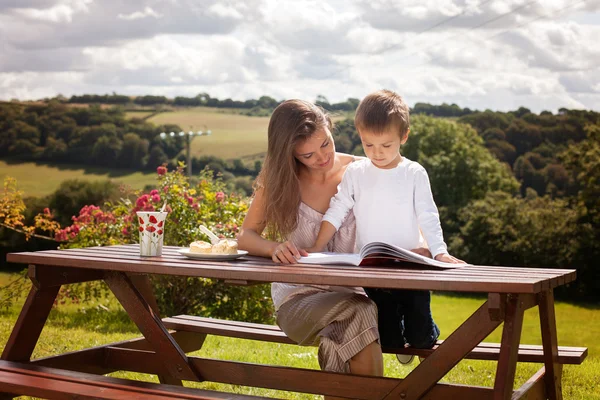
top-left (0, 244), bottom-right (584, 400)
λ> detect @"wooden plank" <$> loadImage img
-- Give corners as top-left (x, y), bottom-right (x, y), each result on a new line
top-left (163, 316), bottom-right (587, 364)
top-left (104, 272), bottom-right (199, 381)
top-left (7, 252), bottom-right (553, 294)
top-left (0, 360), bottom-right (271, 400)
top-left (28, 264), bottom-right (105, 288)
top-left (31, 331), bottom-right (206, 375)
top-left (488, 293), bottom-right (506, 321)
top-left (494, 294), bottom-right (526, 400)
top-left (383, 300), bottom-right (502, 400)
top-left (99, 348), bottom-right (494, 400)
top-left (538, 290), bottom-right (563, 400)
top-left (1, 284), bottom-right (60, 362)
top-left (35, 248), bottom-right (572, 286)
top-left (512, 367), bottom-right (546, 400)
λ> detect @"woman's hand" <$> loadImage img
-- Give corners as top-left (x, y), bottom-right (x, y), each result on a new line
top-left (272, 241), bottom-right (308, 264)
top-left (434, 253), bottom-right (466, 264)
top-left (410, 247), bottom-right (432, 258)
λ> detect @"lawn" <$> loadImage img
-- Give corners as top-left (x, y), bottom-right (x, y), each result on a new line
top-left (0, 160), bottom-right (158, 198)
top-left (0, 279), bottom-right (596, 399)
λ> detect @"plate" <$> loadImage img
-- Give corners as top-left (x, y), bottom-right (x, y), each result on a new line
top-left (177, 248), bottom-right (249, 260)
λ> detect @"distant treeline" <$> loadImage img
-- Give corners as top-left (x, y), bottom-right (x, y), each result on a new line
top-left (334, 106), bottom-right (598, 199)
top-left (0, 102), bottom-right (260, 192)
top-left (65, 92), bottom-right (480, 118)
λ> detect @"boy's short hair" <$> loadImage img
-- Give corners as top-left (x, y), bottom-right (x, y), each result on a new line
top-left (354, 89), bottom-right (410, 138)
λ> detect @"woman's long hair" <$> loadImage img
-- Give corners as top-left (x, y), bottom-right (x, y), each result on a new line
top-left (256, 99), bottom-right (333, 240)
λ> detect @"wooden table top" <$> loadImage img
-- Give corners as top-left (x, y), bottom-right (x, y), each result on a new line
top-left (7, 245), bottom-right (576, 294)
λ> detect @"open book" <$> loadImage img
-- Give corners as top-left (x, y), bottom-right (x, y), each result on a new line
top-left (298, 242), bottom-right (466, 269)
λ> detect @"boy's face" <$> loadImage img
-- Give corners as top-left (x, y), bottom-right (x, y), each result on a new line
top-left (359, 128), bottom-right (408, 169)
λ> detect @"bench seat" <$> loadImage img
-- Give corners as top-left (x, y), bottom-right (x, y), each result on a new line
top-left (163, 315), bottom-right (587, 365)
top-left (0, 360), bottom-right (272, 400)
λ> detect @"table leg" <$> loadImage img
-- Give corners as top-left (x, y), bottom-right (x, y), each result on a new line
top-left (383, 298), bottom-right (502, 400)
top-left (104, 272), bottom-right (199, 381)
top-left (1, 285), bottom-right (60, 362)
top-left (493, 294), bottom-right (526, 400)
top-left (127, 273), bottom-right (183, 386)
top-left (538, 290), bottom-right (562, 400)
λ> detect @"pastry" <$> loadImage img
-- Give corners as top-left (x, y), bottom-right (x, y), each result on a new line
top-left (211, 239), bottom-right (238, 255)
top-left (190, 240), bottom-right (212, 253)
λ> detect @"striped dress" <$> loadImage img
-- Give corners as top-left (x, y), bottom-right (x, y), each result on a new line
top-left (272, 202), bottom-right (380, 373)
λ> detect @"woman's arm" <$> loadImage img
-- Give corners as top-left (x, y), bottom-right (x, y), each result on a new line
top-left (237, 188), bottom-right (306, 263)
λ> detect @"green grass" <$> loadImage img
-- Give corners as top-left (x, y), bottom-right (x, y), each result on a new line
top-left (148, 107), bottom-right (271, 160)
top-left (148, 107), bottom-right (354, 161)
top-left (0, 281), bottom-right (597, 400)
top-left (0, 160), bottom-right (158, 198)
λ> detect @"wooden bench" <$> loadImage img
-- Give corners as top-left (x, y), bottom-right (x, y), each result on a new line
top-left (163, 315), bottom-right (588, 365)
top-left (0, 360), bottom-right (272, 400)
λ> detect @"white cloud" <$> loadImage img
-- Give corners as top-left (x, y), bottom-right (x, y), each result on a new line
top-left (117, 7), bottom-right (163, 21)
top-left (0, 0), bottom-right (599, 112)
top-left (13, 0), bottom-right (92, 23)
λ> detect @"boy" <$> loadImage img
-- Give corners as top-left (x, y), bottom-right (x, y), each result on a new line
top-left (309, 89), bottom-right (463, 361)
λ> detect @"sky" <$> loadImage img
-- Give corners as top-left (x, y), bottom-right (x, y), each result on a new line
top-left (1, 0), bottom-right (599, 112)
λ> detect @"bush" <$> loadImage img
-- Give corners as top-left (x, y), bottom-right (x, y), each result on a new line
top-left (54, 164), bottom-right (274, 322)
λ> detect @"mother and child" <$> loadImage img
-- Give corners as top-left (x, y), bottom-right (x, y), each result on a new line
top-left (237, 89), bottom-right (464, 394)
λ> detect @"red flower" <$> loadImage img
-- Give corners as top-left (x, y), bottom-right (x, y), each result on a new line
top-left (122, 227), bottom-right (129, 235)
top-left (158, 221), bottom-right (163, 227)
top-left (138, 217), bottom-right (144, 224)
top-left (157, 230), bottom-right (163, 235)
top-left (149, 215), bottom-right (158, 224)
top-left (157, 166), bottom-right (167, 176)
top-left (150, 189), bottom-right (159, 195)
top-left (215, 191), bottom-right (225, 203)
top-left (147, 226), bottom-right (156, 233)
top-left (152, 194), bottom-right (161, 203)
top-left (43, 207), bottom-right (51, 216)
top-left (136, 195), bottom-right (149, 208)
top-left (139, 227), bottom-right (144, 232)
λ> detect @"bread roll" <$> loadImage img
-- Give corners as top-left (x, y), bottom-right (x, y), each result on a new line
top-left (190, 240), bottom-right (212, 253)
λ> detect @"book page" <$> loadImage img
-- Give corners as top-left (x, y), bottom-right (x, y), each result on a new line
top-left (360, 242), bottom-right (466, 269)
top-left (297, 252), bottom-right (361, 266)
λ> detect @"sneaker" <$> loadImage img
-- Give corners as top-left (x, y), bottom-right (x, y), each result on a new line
top-left (396, 354), bottom-right (415, 364)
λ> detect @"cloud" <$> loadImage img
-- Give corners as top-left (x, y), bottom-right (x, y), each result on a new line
top-left (0, 0), bottom-right (599, 112)
top-left (117, 7), bottom-right (163, 21)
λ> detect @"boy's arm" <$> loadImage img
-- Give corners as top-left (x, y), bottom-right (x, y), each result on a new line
top-left (310, 168), bottom-right (356, 251)
top-left (414, 167), bottom-right (448, 259)
top-left (308, 221), bottom-right (337, 252)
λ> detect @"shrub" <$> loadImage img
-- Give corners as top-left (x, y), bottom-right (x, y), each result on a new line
top-left (2, 166), bottom-right (274, 322)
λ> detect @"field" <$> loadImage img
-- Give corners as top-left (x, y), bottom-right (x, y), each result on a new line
top-left (0, 283), bottom-right (597, 399)
top-left (147, 107), bottom-right (352, 160)
top-left (148, 107), bottom-right (271, 160)
top-left (0, 160), bottom-right (157, 198)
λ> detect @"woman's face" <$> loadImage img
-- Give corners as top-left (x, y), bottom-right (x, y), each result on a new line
top-left (293, 128), bottom-right (336, 172)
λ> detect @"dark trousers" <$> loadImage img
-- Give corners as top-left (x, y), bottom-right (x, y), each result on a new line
top-left (363, 288), bottom-right (440, 349)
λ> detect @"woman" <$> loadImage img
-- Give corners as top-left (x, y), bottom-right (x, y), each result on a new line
top-left (237, 100), bottom-right (384, 392)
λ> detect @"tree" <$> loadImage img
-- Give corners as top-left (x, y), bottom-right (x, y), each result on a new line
top-left (147, 145), bottom-right (169, 170)
top-left (403, 115), bottom-right (519, 213)
top-left (505, 119), bottom-right (543, 155)
top-left (91, 136), bottom-right (122, 166)
top-left (117, 133), bottom-right (149, 169)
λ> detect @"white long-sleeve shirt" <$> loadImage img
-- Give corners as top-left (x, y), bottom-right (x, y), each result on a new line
top-left (323, 157), bottom-right (448, 258)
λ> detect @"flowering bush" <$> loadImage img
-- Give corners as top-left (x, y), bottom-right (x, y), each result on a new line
top-left (1, 165), bottom-right (274, 323)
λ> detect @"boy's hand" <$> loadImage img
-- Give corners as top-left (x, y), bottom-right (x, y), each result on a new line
top-left (434, 253), bottom-right (466, 264)
top-left (410, 247), bottom-right (432, 258)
